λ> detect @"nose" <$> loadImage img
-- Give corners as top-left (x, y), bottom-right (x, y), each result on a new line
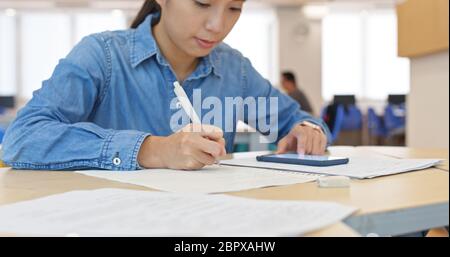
top-left (205, 10), bottom-right (225, 34)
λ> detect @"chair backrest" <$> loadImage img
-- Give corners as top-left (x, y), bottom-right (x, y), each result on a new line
top-left (367, 108), bottom-right (387, 137)
top-left (384, 105), bottom-right (406, 132)
top-left (321, 104), bottom-right (342, 143)
top-left (333, 95), bottom-right (356, 107)
top-left (321, 103), bottom-right (359, 142)
top-left (332, 105), bottom-right (345, 141)
top-left (341, 105), bottom-right (363, 130)
top-left (387, 94), bottom-right (406, 106)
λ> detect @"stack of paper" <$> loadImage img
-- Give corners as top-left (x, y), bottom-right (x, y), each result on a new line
top-left (0, 188), bottom-right (357, 236)
top-left (220, 156), bottom-right (442, 179)
top-left (76, 165), bottom-right (321, 193)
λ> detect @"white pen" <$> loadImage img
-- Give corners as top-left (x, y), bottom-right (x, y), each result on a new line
top-left (173, 81), bottom-right (223, 165)
top-left (173, 81), bottom-right (202, 124)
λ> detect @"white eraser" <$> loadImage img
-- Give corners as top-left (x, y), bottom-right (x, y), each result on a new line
top-left (318, 176), bottom-right (351, 188)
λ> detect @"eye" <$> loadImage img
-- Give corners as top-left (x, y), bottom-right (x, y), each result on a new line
top-left (229, 7), bottom-right (242, 12)
top-left (195, 1), bottom-right (210, 8)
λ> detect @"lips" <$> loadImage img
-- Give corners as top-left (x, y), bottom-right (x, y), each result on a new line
top-left (195, 37), bottom-right (217, 49)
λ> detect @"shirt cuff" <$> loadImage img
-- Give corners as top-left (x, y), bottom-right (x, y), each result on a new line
top-left (101, 130), bottom-right (151, 170)
top-left (300, 121), bottom-right (324, 134)
top-left (291, 118), bottom-right (333, 146)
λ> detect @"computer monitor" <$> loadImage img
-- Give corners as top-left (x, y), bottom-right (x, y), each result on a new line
top-left (0, 96), bottom-right (15, 109)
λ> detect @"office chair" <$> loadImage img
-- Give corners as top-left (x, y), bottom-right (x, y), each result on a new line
top-left (367, 108), bottom-right (387, 137)
top-left (321, 104), bottom-right (345, 143)
top-left (384, 104), bottom-right (406, 136)
top-left (387, 94), bottom-right (406, 106)
top-left (333, 95), bottom-right (356, 106)
top-left (341, 105), bottom-right (363, 131)
top-left (0, 128), bottom-right (5, 144)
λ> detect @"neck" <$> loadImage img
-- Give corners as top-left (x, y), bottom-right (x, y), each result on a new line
top-left (152, 22), bottom-right (198, 83)
top-left (287, 86), bottom-right (296, 93)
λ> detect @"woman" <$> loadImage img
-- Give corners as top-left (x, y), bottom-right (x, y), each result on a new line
top-left (2, 0), bottom-right (331, 170)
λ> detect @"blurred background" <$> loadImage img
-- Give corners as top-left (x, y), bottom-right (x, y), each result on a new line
top-left (0, 0), bottom-right (448, 152)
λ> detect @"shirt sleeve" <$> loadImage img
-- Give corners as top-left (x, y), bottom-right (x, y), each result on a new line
top-left (241, 57), bottom-right (332, 145)
top-left (1, 35), bottom-right (150, 171)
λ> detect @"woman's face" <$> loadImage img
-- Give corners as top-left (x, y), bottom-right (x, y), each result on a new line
top-left (156, 0), bottom-right (244, 57)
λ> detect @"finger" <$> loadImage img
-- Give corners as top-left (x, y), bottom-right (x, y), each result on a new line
top-left (217, 138), bottom-right (227, 155)
top-left (192, 149), bottom-right (216, 166)
top-left (296, 133), bottom-right (307, 155)
top-left (182, 124), bottom-right (220, 133)
top-left (276, 137), bottom-right (289, 154)
top-left (195, 136), bottom-right (224, 157)
top-left (204, 135), bottom-right (226, 156)
top-left (200, 124), bottom-right (224, 134)
top-left (200, 129), bottom-right (224, 142)
top-left (319, 134), bottom-right (327, 155)
top-left (311, 131), bottom-right (322, 155)
top-left (204, 135), bottom-right (226, 154)
top-left (199, 124), bottom-right (224, 140)
top-left (217, 138), bottom-right (225, 147)
top-left (183, 158), bottom-right (205, 170)
top-left (305, 132), bottom-right (314, 155)
top-left (180, 123), bottom-right (193, 133)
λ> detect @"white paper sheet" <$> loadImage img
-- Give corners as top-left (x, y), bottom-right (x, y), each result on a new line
top-left (76, 165), bottom-right (320, 193)
top-left (0, 188), bottom-right (357, 237)
top-left (220, 156), bottom-right (442, 179)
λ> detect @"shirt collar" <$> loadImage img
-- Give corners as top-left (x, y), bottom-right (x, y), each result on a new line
top-left (129, 13), bottom-right (222, 78)
top-left (130, 13), bottom-right (158, 68)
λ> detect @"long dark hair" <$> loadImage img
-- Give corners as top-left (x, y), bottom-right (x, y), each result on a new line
top-left (131, 0), bottom-right (161, 29)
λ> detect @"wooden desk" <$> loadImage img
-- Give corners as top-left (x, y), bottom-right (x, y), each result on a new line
top-left (1, 147), bottom-right (448, 237)
top-left (307, 222), bottom-right (359, 237)
top-left (228, 147), bottom-right (449, 236)
top-left (0, 167), bottom-right (358, 237)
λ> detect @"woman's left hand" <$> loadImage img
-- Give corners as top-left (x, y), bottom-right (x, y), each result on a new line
top-left (276, 123), bottom-right (327, 155)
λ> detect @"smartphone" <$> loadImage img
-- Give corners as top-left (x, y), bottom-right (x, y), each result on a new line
top-left (256, 153), bottom-right (349, 167)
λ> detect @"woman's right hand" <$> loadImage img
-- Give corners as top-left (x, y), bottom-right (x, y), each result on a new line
top-left (137, 124), bottom-right (226, 170)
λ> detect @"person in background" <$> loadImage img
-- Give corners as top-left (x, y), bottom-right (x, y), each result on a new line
top-left (281, 71), bottom-right (314, 115)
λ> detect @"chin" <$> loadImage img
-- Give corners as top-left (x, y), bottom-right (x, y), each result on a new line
top-left (190, 45), bottom-right (215, 57)
top-left (190, 48), bottom-right (213, 58)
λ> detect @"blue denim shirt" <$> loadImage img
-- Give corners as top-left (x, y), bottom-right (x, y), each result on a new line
top-left (2, 13), bottom-right (331, 171)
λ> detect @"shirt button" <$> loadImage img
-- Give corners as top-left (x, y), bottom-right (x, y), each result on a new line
top-left (113, 157), bottom-right (122, 166)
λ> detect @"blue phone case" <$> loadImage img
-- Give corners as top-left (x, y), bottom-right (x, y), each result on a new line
top-left (256, 154), bottom-right (349, 167)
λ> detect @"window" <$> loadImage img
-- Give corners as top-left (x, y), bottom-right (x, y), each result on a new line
top-left (322, 9), bottom-right (410, 100)
top-left (0, 13), bottom-right (16, 95)
top-left (3, 7), bottom-right (275, 101)
top-left (75, 12), bottom-right (127, 43)
top-left (21, 13), bottom-right (72, 99)
top-left (224, 7), bottom-right (279, 85)
top-left (365, 11), bottom-right (410, 99)
top-left (322, 14), bottom-right (363, 98)
top-left (19, 11), bottom-right (128, 100)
